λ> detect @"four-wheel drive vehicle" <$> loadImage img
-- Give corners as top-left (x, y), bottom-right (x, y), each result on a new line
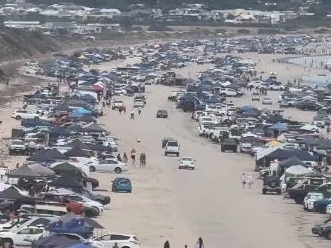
top-left (156, 110), bottom-right (168, 118)
top-left (303, 192), bottom-right (325, 211)
top-left (11, 109), bottom-right (40, 120)
top-left (296, 101), bottom-right (323, 111)
top-left (262, 176), bottom-right (281, 194)
top-left (164, 140), bottom-right (180, 156)
top-left (9, 140), bottom-right (27, 155)
top-left (312, 220), bottom-right (331, 239)
top-left (221, 138), bottom-right (237, 152)
top-left (111, 100), bottom-right (124, 110)
top-left (161, 137), bottom-right (176, 148)
top-left (0, 226), bottom-right (47, 247)
top-left (251, 92), bottom-right (260, 101)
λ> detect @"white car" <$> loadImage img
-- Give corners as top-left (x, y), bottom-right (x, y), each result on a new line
top-left (262, 97), bottom-right (272, 105)
top-left (90, 159), bottom-right (128, 173)
top-left (133, 101), bottom-right (144, 108)
top-left (326, 204), bottom-right (331, 215)
top-left (11, 109), bottom-right (40, 120)
top-left (96, 233), bottom-right (141, 248)
top-left (303, 192), bottom-right (324, 211)
top-left (179, 157), bottom-right (195, 170)
top-left (0, 226), bottom-right (46, 247)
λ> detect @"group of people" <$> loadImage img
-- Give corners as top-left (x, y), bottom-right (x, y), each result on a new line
top-left (164, 237), bottom-right (205, 248)
top-left (241, 173), bottom-right (254, 189)
top-left (116, 148), bottom-right (146, 168)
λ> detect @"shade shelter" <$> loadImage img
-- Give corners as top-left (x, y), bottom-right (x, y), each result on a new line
top-left (50, 175), bottom-right (83, 191)
top-left (269, 122), bottom-right (288, 132)
top-left (9, 164), bottom-right (40, 178)
top-left (0, 186), bottom-right (38, 200)
top-left (67, 139), bottom-right (91, 150)
top-left (65, 147), bottom-right (90, 158)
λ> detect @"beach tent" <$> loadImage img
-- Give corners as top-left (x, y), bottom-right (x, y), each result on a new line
top-left (256, 147), bottom-right (279, 161)
top-left (51, 162), bottom-right (83, 173)
top-left (28, 164), bottom-right (55, 176)
top-left (0, 186), bottom-right (37, 200)
top-left (27, 149), bottom-right (68, 162)
top-left (285, 165), bottom-right (312, 176)
top-left (48, 127), bottom-right (71, 137)
top-left (240, 105), bottom-right (255, 112)
top-left (67, 139), bottom-right (91, 150)
top-left (9, 164), bottom-right (41, 178)
top-left (278, 156), bottom-right (308, 169)
top-left (33, 234), bottom-right (80, 248)
top-left (49, 175), bottom-right (83, 191)
top-left (316, 139), bottom-right (331, 150)
top-left (264, 149), bottom-right (317, 162)
top-left (69, 111), bottom-right (85, 118)
top-left (269, 122), bottom-right (288, 132)
top-left (83, 123), bottom-right (106, 133)
top-left (88, 143), bottom-right (112, 152)
top-left (65, 147), bottom-right (90, 158)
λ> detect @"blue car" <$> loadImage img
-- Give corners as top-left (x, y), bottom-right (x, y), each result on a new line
top-left (314, 199), bottom-right (331, 213)
top-left (111, 177), bottom-right (132, 193)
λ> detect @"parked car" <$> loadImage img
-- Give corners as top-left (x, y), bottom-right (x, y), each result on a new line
top-left (112, 100), bottom-right (124, 110)
top-left (262, 176), bottom-right (281, 194)
top-left (178, 157), bottom-right (195, 170)
top-left (156, 110), bottom-right (168, 118)
top-left (262, 97), bottom-right (272, 105)
top-left (0, 226), bottom-right (47, 247)
top-left (8, 140), bottom-right (27, 155)
top-left (219, 88), bottom-right (243, 97)
top-left (11, 109), bottom-right (40, 120)
top-left (296, 101), bottom-right (323, 111)
top-left (251, 92), bottom-right (260, 101)
top-left (220, 138), bottom-right (237, 152)
top-left (90, 159), bottom-right (128, 174)
top-left (96, 233), bottom-right (141, 248)
top-left (304, 192), bottom-right (325, 211)
top-left (111, 177), bottom-right (132, 193)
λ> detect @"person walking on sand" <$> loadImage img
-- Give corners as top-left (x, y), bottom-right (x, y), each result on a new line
top-left (194, 237), bottom-right (204, 248)
top-left (241, 173), bottom-right (246, 189)
top-left (164, 241), bottom-right (170, 248)
top-left (138, 106), bottom-right (142, 115)
top-left (130, 110), bottom-right (135, 120)
top-left (130, 147), bottom-right (136, 165)
top-left (123, 105), bottom-right (126, 114)
top-left (123, 152), bottom-right (128, 163)
top-left (246, 174), bottom-right (253, 189)
top-left (139, 153), bottom-right (146, 168)
top-left (119, 107), bottom-right (123, 114)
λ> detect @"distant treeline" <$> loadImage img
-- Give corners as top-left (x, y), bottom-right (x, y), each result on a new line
top-left (28, 0), bottom-right (330, 13)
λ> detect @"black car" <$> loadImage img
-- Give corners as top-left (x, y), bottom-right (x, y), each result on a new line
top-left (296, 101), bottom-right (323, 111)
top-left (221, 138), bottom-right (237, 152)
top-left (156, 110), bottom-right (168, 118)
top-left (262, 176), bottom-right (281, 194)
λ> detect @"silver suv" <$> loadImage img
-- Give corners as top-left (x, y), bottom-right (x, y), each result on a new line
top-left (164, 140), bottom-right (180, 156)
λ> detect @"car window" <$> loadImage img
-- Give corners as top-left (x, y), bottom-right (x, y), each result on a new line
top-left (32, 228), bottom-right (44, 234)
top-left (17, 228), bottom-right (32, 235)
top-left (111, 234), bottom-right (130, 240)
top-left (99, 235), bottom-right (111, 241)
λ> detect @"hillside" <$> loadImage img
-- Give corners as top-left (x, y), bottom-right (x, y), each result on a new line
top-left (0, 27), bottom-right (62, 61)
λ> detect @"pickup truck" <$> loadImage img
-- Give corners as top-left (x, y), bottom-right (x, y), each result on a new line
top-left (287, 177), bottom-right (327, 204)
top-left (9, 140), bottom-right (27, 155)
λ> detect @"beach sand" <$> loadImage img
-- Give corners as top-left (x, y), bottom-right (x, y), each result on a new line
top-left (0, 44), bottom-right (330, 248)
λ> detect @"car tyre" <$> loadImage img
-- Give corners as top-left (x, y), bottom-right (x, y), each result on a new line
top-left (15, 116), bottom-right (21, 120)
top-left (34, 116), bottom-right (39, 120)
top-left (2, 239), bottom-right (13, 248)
top-left (327, 231), bottom-right (331, 240)
top-left (262, 188), bottom-right (267, 194)
top-left (176, 153), bottom-right (179, 157)
top-left (164, 152), bottom-right (168, 156)
top-left (89, 166), bottom-right (96, 172)
top-left (115, 167), bottom-right (122, 174)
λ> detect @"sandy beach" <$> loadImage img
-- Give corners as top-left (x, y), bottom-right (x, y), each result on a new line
top-left (0, 39), bottom-right (330, 248)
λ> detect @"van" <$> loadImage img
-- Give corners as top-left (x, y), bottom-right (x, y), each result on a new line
top-left (252, 92), bottom-right (260, 101)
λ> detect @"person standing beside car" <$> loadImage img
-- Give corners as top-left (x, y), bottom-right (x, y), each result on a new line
top-left (241, 173), bottom-right (246, 189)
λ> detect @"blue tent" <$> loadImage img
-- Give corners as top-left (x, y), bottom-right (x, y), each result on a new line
top-left (69, 111), bottom-right (85, 118)
top-left (75, 107), bottom-right (92, 114)
top-left (241, 105), bottom-right (255, 112)
top-left (269, 122), bottom-right (288, 132)
top-left (68, 244), bottom-right (95, 248)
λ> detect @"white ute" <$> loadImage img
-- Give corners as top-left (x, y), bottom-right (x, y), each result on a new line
top-left (164, 140), bottom-right (180, 156)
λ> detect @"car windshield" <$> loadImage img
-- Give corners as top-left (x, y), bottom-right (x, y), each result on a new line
top-left (12, 141), bottom-right (24, 145)
top-left (311, 194), bottom-right (324, 200)
top-left (167, 142), bottom-right (178, 146)
top-left (181, 158), bottom-right (192, 161)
